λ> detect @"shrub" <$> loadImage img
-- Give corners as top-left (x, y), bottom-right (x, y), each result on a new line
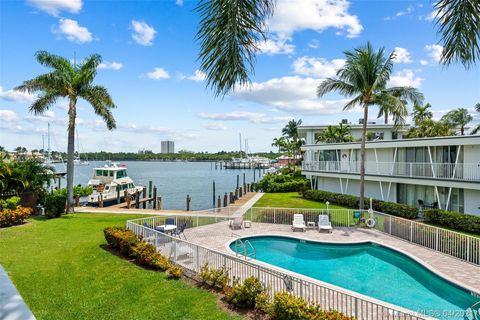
top-left (131, 241), bottom-right (158, 265)
top-left (225, 277), bottom-right (266, 309)
top-left (0, 207), bottom-right (32, 227)
top-left (153, 254), bottom-right (172, 271)
top-left (103, 227), bottom-right (139, 256)
top-left (303, 190), bottom-right (418, 219)
top-left (424, 209), bottom-right (480, 234)
top-left (271, 292), bottom-right (354, 320)
top-left (252, 173), bottom-right (309, 193)
top-left (167, 266), bottom-right (183, 279)
top-left (199, 263), bottom-right (230, 290)
top-left (0, 196), bottom-right (21, 210)
top-left (43, 190), bottom-right (66, 218)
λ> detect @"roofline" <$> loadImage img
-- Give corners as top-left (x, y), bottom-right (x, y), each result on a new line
top-left (298, 124), bottom-right (410, 131)
top-left (302, 134), bottom-right (480, 150)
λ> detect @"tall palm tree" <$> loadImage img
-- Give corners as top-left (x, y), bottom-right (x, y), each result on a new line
top-left (412, 103), bottom-right (433, 125)
top-left (441, 107), bottom-right (473, 135)
top-left (16, 51), bottom-right (117, 213)
top-left (271, 137), bottom-right (288, 153)
top-left (377, 93), bottom-right (408, 125)
top-left (317, 43), bottom-right (424, 211)
top-left (434, 0), bottom-right (480, 68)
top-left (316, 124), bottom-right (353, 143)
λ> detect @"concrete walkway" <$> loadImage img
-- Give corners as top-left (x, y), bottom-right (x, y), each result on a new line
top-left (0, 266), bottom-right (35, 320)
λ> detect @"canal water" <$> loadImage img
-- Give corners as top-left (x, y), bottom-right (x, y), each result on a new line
top-left (54, 161), bottom-right (264, 210)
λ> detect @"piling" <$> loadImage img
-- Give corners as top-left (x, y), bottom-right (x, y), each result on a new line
top-left (236, 175), bottom-right (239, 189)
top-left (235, 188), bottom-right (238, 200)
top-left (157, 196), bottom-right (162, 210)
top-left (217, 195), bottom-right (221, 208)
top-left (135, 190), bottom-right (140, 209)
top-left (239, 187), bottom-right (243, 198)
top-left (142, 187), bottom-right (147, 209)
top-left (223, 193), bottom-right (228, 207)
top-left (186, 194), bottom-right (191, 211)
top-left (117, 188), bottom-right (120, 204)
top-left (126, 194), bottom-right (131, 209)
top-left (243, 184), bottom-right (246, 194)
top-left (243, 172), bottom-right (245, 185)
top-left (230, 192), bottom-right (234, 204)
top-left (99, 194), bottom-right (103, 208)
top-left (148, 181), bottom-right (153, 198)
top-left (212, 180), bottom-right (216, 208)
top-left (153, 186), bottom-right (157, 209)
top-left (75, 194), bottom-right (80, 207)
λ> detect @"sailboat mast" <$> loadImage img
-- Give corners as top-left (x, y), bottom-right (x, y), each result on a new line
top-left (47, 123), bottom-right (51, 161)
top-left (239, 133), bottom-right (242, 159)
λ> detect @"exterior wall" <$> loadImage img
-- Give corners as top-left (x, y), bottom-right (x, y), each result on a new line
top-left (464, 144), bottom-right (480, 164)
top-left (464, 189), bottom-right (480, 216)
top-left (314, 176), bottom-right (397, 203)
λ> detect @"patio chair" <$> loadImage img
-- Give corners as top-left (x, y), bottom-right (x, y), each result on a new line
top-left (291, 214), bottom-right (306, 232)
top-left (318, 215), bottom-right (332, 233)
top-left (155, 226), bottom-right (165, 233)
top-left (229, 217), bottom-right (244, 230)
top-left (172, 223), bottom-right (187, 239)
top-left (165, 218), bottom-right (175, 225)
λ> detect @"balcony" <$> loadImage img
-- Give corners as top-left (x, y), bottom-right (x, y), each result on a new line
top-left (302, 161), bottom-right (480, 182)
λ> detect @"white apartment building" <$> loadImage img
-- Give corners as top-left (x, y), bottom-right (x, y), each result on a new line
top-left (160, 140), bottom-right (175, 154)
top-left (300, 124), bottom-right (480, 216)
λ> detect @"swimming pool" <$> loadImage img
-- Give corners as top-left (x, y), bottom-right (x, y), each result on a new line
top-left (229, 236), bottom-right (479, 319)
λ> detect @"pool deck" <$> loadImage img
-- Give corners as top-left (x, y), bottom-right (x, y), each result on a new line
top-left (183, 221), bottom-right (480, 293)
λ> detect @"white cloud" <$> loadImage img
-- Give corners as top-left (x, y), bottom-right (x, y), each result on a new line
top-left (420, 59), bottom-right (429, 66)
top-left (388, 69), bottom-right (423, 87)
top-left (267, 0), bottom-right (363, 39)
top-left (203, 123), bottom-right (227, 131)
top-left (27, 0), bottom-right (82, 16)
top-left (175, 0), bottom-right (184, 5)
top-left (425, 44), bottom-right (443, 62)
top-left (179, 70), bottom-right (206, 82)
top-left (131, 20), bottom-right (156, 46)
top-left (257, 35), bottom-right (295, 55)
top-left (0, 110), bottom-right (19, 123)
top-left (0, 86), bottom-right (36, 103)
top-left (308, 39), bottom-right (319, 49)
top-left (54, 18), bottom-right (93, 43)
top-left (198, 111), bottom-right (265, 122)
top-left (98, 61), bottom-right (123, 70)
top-left (396, 5), bottom-right (414, 17)
top-left (393, 47), bottom-right (412, 64)
top-left (424, 10), bottom-right (438, 21)
top-left (234, 76), bottom-right (353, 115)
top-left (292, 56), bottom-right (345, 78)
top-left (146, 67), bottom-right (170, 80)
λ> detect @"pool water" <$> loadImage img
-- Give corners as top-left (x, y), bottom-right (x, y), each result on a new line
top-left (230, 236), bottom-right (479, 319)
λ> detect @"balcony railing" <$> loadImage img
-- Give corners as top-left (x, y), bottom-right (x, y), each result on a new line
top-left (302, 161), bottom-right (480, 181)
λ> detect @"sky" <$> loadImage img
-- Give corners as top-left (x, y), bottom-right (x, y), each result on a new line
top-left (1, 0), bottom-right (479, 153)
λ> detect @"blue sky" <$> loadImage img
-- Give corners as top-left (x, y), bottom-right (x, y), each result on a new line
top-left (1, 0), bottom-right (479, 153)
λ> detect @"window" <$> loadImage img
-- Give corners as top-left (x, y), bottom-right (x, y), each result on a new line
top-left (96, 170), bottom-right (102, 176)
top-left (116, 170), bottom-right (127, 179)
top-left (109, 171), bottom-right (113, 177)
top-left (102, 170), bottom-right (108, 176)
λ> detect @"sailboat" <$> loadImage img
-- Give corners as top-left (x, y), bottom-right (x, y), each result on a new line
top-left (74, 128), bottom-right (89, 166)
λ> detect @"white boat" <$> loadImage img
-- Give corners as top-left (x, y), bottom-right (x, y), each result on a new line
top-left (87, 162), bottom-right (143, 205)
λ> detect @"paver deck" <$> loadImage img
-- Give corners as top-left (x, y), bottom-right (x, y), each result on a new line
top-left (183, 221), bottom-right (480, 293)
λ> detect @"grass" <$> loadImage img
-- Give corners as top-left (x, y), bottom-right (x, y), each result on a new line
top-left (0, 213), bottom-right (240, 320)
top-left (253, 192), bottom-right (347, 209)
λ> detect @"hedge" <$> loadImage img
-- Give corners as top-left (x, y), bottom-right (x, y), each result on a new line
top-left (303, 190), bottom-right (418, 219)
top-left (0, 207), bottom-right (32, 227)
top-left (424, 209), bottom-right (480, 235)
top-left (252, 174), bottom-right (309, 193)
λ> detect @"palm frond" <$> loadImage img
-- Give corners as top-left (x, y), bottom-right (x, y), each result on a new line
top-left (35, 50), bottom-right (73, 72)
top-left (317, 78), bottom-right (357, 98)
top-left (77, 54), bottom-right (102, 86)
top-left (384, 86), bottom-right (424, 106)
top-left (435, 0), bottom-right (480, 68)
top-left (80, 85), bottom-right (116, 130)
top-left (29, 91), bottom-right (58, 115)
top-left (195, 0), bottom-right (274, 97)
top-left (343, 95), bottom-right (364, 111)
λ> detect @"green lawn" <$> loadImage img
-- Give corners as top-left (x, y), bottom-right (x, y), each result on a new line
top-left (253, 192), bottom-right (347, 209)
top-left (0, 214), bottom-right (239, 320)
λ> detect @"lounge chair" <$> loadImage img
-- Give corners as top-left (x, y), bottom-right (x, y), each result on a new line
top-left (229, 217), bottom-right (244, 230)
top-left (318, 215), bottom-right (332, 233)
top-left (172, 223), bottom-right (187, 239)
top-left (291, 214), bottom-right (306, 232)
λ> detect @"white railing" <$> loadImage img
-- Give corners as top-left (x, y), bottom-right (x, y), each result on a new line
top-left (246, 207), bottom-right (480, 265)
top-left (302, 161), bottom-right (480, 181)
top-left (126, 216), bottom-right (429, 320)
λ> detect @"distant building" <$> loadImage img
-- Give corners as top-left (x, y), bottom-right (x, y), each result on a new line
top-left (161, 141), bottom-right (175, 154)
top-left (138, 149), bottom-right (153, 154)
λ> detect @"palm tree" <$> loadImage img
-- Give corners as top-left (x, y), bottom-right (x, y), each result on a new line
top-left (434, 0), bottom-right (480, 68)
top-left (472, 103), bottom-right (480, 134)
top-left (441, 108), bottom-right (473, 135)
top-left (16, 51), bottom-right (117, 213)
top-left (317, 43), bottom-right (424, 211)
top-left (316, 124), bottom-right (353, 143)
top-left (282, 119), bottom-right (303, 167)
top-left (377, 93), bottom-right (408, 125)
top-left (412, 103), bottom-right (433, 125)
top-left (271, 137), bottom-right (288, 153)
top-left (195, 0), bottom-right (274, 97)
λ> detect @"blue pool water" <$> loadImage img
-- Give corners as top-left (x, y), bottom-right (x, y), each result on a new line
top-left (230, 236), bottom-right (479, 319)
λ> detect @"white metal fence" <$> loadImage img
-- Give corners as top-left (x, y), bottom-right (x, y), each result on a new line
top-left (246, 207), bottom-right (480, 265)
top-left (302, 161), bottom-right (480, 181)
top-left (126, 216), bottom-right (428, 320)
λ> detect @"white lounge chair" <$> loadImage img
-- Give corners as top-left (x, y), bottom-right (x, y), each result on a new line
top-left (291, 214), bottom-right (306, 232)
top-left (229, 217), bottom-right (244, 230)
top-left (318, 214), bottom-right (332, 233)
